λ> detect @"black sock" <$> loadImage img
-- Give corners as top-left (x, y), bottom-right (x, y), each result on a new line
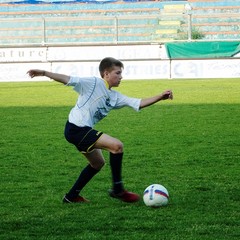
top-left (67, 164), bottom-right (99, 199)
top-left (110, 152), bottom-right (124, 194)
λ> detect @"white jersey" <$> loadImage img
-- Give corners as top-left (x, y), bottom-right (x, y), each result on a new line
top-left (66, 76), bottom-right (141, 127)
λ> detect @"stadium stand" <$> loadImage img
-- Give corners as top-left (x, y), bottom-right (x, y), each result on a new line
top-left (0, 0), bottom-right (239, 45)
top-left (185, 0), bottom-right (240, 40)
top-left (0, 1), bottom-right (182, 44)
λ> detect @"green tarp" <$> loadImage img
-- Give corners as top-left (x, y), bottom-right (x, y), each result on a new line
top-left (165, 41), bottom-right (240, 59)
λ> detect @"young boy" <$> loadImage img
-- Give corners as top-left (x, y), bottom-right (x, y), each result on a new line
top-left (27, 57), bottom-right (173, 204)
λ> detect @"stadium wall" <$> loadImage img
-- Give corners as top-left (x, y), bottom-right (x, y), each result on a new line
top-left (0, 44), bottom-right (239, 82)
top-left (0, 1), bottom-right (239, 81)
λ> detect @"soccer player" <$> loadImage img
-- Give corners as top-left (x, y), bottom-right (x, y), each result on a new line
top-left (27, 57), bottom-right (173, 204)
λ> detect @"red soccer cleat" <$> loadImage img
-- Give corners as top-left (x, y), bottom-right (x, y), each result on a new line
top-left (63, 195), bottom-right (89, 204)
top-left (109, 189), bottom-right (140, 203)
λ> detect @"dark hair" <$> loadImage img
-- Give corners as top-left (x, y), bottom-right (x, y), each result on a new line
top-left (99, 57), bottom-right (124, 78)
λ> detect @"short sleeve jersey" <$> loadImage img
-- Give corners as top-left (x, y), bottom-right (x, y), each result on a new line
top-left (66, 76), bottom-right (141, 127)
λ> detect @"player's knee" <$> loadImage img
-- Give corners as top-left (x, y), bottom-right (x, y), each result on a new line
top-left (111, 140), bottom-right (123, 154)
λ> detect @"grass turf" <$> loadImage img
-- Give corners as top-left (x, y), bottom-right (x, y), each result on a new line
top-left (0, 79), bottom-right (239, 240)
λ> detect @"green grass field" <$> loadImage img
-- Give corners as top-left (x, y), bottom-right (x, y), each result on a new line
top-left (0, 79), bottom-right (239, 240)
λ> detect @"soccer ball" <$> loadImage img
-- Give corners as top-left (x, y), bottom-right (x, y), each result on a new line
top-left (143, 184), bottom-right (169, 207)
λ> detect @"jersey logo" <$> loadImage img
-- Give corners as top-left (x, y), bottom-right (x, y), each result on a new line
top-left (94, 108), bottom-right (107, 121)
top-left (105, 98), bottom-right (111, 107)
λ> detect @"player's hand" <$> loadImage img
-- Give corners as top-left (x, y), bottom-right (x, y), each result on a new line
top-left (161, 90), bottom-right (173, 100)
top-left (27, 69), bottom-right (45, 78)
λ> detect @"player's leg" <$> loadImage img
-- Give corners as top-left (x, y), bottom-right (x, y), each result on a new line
top-left (93, 134), bottom-right (140, 202)
top-left (93, 133), bottom-right (123, 154)
top-left (93, 133), bottom-right (124, 193)
top-left (63, 149), bottom-right (105, 203)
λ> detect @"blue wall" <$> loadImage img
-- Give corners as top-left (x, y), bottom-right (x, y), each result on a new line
top-left (0, 0), bottom-right (186, 3)
top-left (0, 1), bottom-right (187, 13)
top-left (0, 0), bottom-right (116, 3)
top-left (192, 1), bottom-right (240, 7)
top-left (2, 0), bottom-right (240, 7)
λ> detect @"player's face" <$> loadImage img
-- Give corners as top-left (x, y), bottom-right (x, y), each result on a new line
top-left (105, 66), bottom-right (123, 89)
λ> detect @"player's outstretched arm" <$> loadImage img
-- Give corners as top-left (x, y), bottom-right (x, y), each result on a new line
top-left (140, 90), bottom-right (173, 109)
top-left (27, 69), bottom-right (70, 85)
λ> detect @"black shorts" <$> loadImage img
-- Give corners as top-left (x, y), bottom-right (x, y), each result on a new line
top-left (64, 121), bottom-right (103, 153)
